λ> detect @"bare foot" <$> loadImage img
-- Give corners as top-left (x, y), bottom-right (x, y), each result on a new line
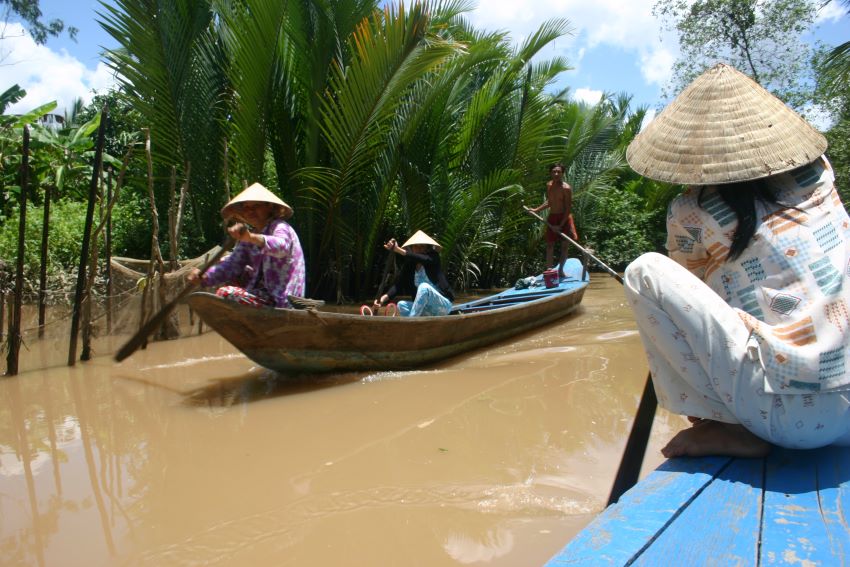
top-left (661, 420), bottom-right (771, 458)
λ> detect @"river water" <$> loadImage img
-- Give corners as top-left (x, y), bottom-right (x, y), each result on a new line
top-left (0, 275), bottom-right (687, 566)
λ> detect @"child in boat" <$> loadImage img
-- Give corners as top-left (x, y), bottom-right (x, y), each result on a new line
top-left (527, 162), bottom-right (577, 279)
top-left (623, 63), bottom-right (850, 459)
top-left (373, 230), bottom-right (454, 317)
top-left (188, 182), bottom-right (305, 308)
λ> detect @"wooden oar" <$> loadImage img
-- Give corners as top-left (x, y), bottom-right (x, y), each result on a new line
top-left (524, 204), bottom-right (655, 505)
top-left (114, 239), bottom-right (234, 362)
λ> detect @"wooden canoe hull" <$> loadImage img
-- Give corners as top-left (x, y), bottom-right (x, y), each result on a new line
top-left (187, 258), bottom-right (589, 373)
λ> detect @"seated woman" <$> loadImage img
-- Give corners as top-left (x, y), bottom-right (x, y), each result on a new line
top-left (188, 182), bottom-right (305, 308)
top-left (373, 230), bottom-right (454, 317)
top-left (623, 64), bottom-right (850, 458)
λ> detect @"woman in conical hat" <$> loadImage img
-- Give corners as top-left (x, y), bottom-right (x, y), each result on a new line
top-left (373, 230), bottom-right (454, 317)
top-left (188, 182), bottom-right (305, 308)
top-left (623, 63), bottom-right (850, 458)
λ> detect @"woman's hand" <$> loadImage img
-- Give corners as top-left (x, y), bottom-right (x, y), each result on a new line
top-left (227, 223), bottom-right (249, 241)
top-left (383, 238), bottom-right (397, 252)
top-left (187, 267), bottom-right (202, 285)
top-left (373, 294), bottom-right (389, 309)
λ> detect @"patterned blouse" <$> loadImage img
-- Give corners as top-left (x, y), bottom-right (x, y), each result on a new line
top-left (202, 218), bottom-right (305, 308)
top-left (666, 156), bottom-right (850, 394)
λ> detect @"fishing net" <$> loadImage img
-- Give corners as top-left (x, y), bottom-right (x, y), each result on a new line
top-left (1, 245), bottom-right (223, 375)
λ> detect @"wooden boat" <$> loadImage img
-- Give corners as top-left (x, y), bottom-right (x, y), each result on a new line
top-left (186, 257), bottom-right (590, 373)
top-left (546, 445), bottom-right (850, 565)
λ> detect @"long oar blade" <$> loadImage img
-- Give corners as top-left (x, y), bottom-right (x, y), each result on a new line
top-left (114, 240), bottom-right (233, 362)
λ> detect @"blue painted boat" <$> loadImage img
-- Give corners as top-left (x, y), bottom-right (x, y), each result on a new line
top-left (545, 445), bottom-right (850, 565)
top-left (187, 257), bottom-right (590, 373)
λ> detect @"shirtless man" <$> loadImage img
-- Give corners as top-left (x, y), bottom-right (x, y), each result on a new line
top-left (528, 163), bottom-right (576, 278)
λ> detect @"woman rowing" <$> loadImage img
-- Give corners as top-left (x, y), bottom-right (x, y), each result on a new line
top-left (188, 182), bottom-right (305, 308)
top-left (373, 230), bottom-right (454, 317)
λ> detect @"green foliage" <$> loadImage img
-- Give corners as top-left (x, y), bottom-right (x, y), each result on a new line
top-left (1, 0), bottom-right (78, 44)
top-left (0, 200), bottom-right (88, 282)
top-left (0, 194), bottom-right (153, 284)
top-left (578, 187), bottom-right (657, 270)
top-left (109, 190), bottom-right (154, 258)
top-left (95, 0), bottom-right (666, 299)
top-left (826, 114), bottom-right (850, 205)
top-left (653, 0), bottom-right (818, 108)
top-left (819, 0), bottom-right (849, 97)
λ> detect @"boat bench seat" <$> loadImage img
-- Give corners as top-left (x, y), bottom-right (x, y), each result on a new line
top-left (544, 446), bottom-right (850, 566)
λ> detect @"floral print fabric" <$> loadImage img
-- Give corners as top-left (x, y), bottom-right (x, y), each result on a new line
top-left (202, 218), bottom-right (305, 308)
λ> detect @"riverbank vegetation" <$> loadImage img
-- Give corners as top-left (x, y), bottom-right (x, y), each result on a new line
top-left (1, 0), bottom-right (848, 307)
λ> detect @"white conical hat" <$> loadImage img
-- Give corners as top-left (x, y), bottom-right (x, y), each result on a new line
top-left (626, 63), bottom-right (827, 185)
top-left (402, 230), bottom-right (441, 251)
top-left (221, 182), bottom-right (293, 220)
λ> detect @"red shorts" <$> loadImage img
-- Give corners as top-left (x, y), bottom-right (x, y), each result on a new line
top-left (546, 213), bottom-right (578, 243)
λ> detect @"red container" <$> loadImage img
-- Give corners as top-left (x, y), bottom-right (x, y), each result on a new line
top-left (543, 269), bottom-right (558, 288)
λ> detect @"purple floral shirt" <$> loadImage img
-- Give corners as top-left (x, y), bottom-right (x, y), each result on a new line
top-left (202, 218), bottom-right (305, 308)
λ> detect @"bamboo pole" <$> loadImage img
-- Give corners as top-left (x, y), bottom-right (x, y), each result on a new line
top-left (168, 166), bottom-right (178, 271)
top-left (68, 106), bottom-right (108, 367)
top-left (81, 167), bottom-right (104, 361)
top-left (37, 185), bottom-right (52, 338)
top-left (138, 128), bottom-right (167, 346)
top-left (105, 167), bottom-right (113, 334)
top-left (0, 290), bottom-right (5, 343)
top-left (7, 125), bottom-right (29, 376)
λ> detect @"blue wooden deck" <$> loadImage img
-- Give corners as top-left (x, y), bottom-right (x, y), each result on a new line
top-left (545, 445), bottom-right (850, 565)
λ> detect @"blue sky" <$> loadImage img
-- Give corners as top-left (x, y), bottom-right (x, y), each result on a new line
top-left (1, 0), bottom-right (847, 118)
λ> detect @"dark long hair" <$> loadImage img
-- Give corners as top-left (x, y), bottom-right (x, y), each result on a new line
top-left (699, 180), bottom-right (783, 261)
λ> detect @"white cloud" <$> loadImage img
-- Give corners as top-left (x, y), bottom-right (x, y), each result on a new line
top-left (573, 87), bottom-right (603, 105)
top-left (815, 2), bottom-right (846, 23)
top-left (466, 0), bottom-right (675, 90)
top-left (639, 45), bottom-right (677, 88)
top-left (0, 23), bottom-right (116, 116)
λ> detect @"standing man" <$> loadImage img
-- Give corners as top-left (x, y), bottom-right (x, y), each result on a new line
top-left (528, 162), bottom-right (577, 279)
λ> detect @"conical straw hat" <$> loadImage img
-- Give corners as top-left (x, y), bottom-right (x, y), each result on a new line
top-left (402, 230), bottom-right (441, 251)
top-left (221, 182), bottom-right (293, 220)
top-left (626, 63), bottom-right (827, 185)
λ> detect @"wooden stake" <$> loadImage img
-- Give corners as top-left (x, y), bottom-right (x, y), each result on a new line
top-left (68, 106), bottom-right (108, 366)
top-left (7, 126), bottom-right (29, 375)
top-left (38, 184), bottom-right (52, 338)
top-left (105, 167), bottom-right (113, 334)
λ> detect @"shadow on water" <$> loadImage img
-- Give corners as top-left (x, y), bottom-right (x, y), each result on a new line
top-left (180, 369), bottom-right (368, 408)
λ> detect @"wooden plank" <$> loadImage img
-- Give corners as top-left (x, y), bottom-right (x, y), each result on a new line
top-left (632, 457), bottom-right (763, 566)
top-left (545, 457), bottom-right (732, 566)
top-left (812, 446), bottom-right (850, 564)
top-left (761, 447), bottom-right (850, 565)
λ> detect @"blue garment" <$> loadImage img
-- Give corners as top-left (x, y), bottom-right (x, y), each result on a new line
top-left (397, 266), bottom-right (452, 316)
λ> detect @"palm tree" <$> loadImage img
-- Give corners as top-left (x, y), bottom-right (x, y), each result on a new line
top-left (99, 0), bottom-right (229, 244)
top-left (820, 0), bottom-right (850, 96)
top-left (98, 0), bottom-right (645, 300)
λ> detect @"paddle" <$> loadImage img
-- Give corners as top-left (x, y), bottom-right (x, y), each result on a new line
top-left (114, 239), bottom-right (234, 362)
top-left (523, 204), bottom-right (656, 505)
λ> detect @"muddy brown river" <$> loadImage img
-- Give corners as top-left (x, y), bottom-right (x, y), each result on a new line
top-left (0, 275), bottom-right (687, 566)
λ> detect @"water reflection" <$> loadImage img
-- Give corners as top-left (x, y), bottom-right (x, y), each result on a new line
top-left (0, 275), bottom-right (686, 566)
